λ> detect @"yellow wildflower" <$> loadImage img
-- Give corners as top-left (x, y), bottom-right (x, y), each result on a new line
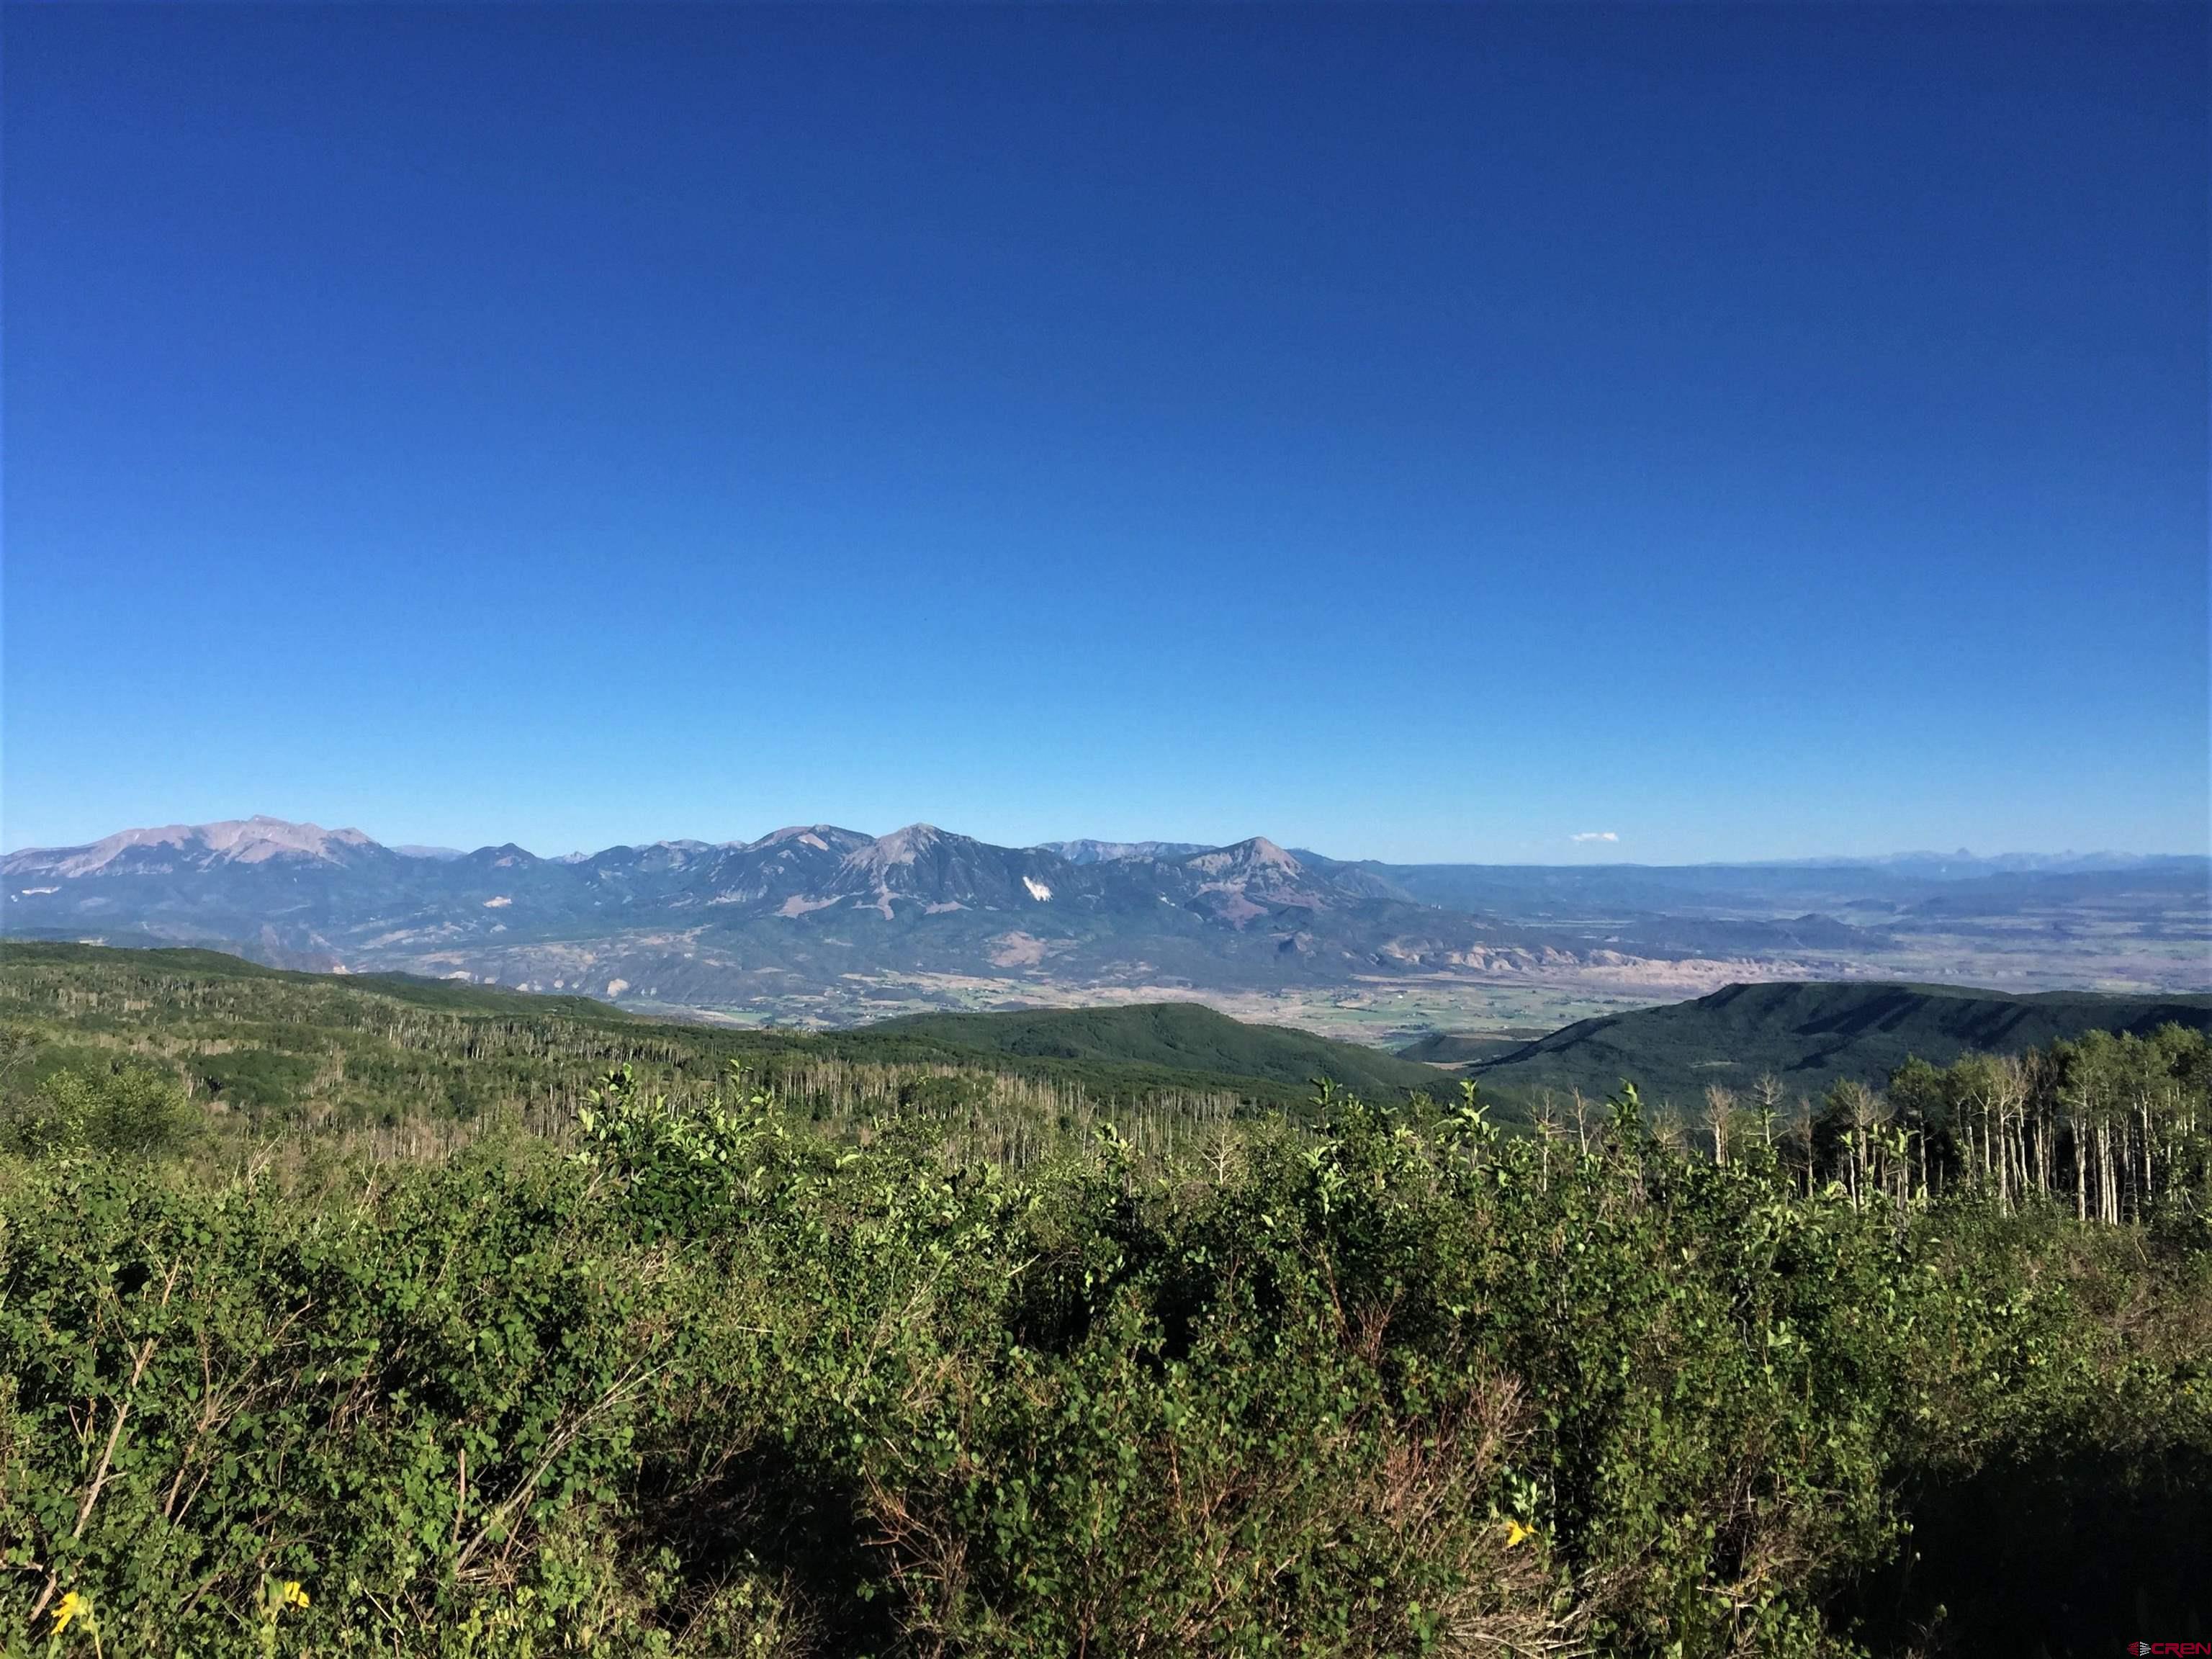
top-left (1503, 1519), bottom-right (1532, 1549)
top-left (51, 1590), bottom-right (83, 1631)
top-left (282, 1579), bottom-right (310, 1609)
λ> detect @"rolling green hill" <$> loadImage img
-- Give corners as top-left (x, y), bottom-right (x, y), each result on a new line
top-left (27, 940), bottom-right (2205, 1143)
top-left (0, 943), bottom-right (1449, 1132)
top-left (871, 1002), bottom-right (1452, 1100)
top-left (0, 939), bottom-right (641, 1020)
top-left (1457, 979), bottom-right (2212, 1107)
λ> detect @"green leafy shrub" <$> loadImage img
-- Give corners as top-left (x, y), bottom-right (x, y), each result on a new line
top-left (0, 1071), bottom-right (2203, 1655)
top-left (1, 1064), bottom-right (196, 1159)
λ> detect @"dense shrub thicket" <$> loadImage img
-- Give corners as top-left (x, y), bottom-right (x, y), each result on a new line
top-left (1, 1056), bottom-right (2206, 1656)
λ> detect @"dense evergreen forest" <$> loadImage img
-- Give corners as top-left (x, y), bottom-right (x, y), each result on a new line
top-left (1, 945), bottom-right (2207, 1654)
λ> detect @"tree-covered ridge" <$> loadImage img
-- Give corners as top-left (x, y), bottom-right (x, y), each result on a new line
top-left (1457, 978), bottom-right (2212, 1107)
top-left (868, 1001), bottom-right (1451, 1100)
top-left (0, 944), bottom-right (1442, 1149)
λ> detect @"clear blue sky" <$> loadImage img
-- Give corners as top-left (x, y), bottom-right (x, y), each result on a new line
top-left (6, 5), bottom-right (2206, 863)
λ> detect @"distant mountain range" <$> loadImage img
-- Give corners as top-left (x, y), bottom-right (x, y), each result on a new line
top-left (1, 817), bottom-right (1627, 1007)
top-left (6, 817), bottom-right (2206, 1023)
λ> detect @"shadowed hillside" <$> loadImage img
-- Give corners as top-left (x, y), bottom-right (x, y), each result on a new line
top-left (1398, 1029), bottom-right (1552, 1065)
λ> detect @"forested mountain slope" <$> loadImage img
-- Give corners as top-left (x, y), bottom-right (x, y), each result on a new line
top-left (871, 1002), bottom-right (1449, 1099)
top-left (0, 943), bottom-right (1449, 1130)
top-left (1456, 979), bottom-right (2212, 1106)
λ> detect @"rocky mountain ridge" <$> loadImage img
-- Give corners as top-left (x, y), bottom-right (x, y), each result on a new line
top-left (6, 816), bottom-right (1844, 1015)
top-left (12, 817), bottom-right (2200, 1020)
top-left (5, 817), bottom-right (1439, 938)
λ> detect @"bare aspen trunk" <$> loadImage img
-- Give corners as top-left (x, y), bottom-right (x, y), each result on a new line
top-left (2097, 1123), bottom-right (2114, 1225)
top-left (2141, 1099), bottom-right (2155, 1210)
top-left (1998, 1115), bottom-right (2011, 1208)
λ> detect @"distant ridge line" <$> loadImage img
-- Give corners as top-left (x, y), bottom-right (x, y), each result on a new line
top-left (7, 814), bottom-right (2206, 871)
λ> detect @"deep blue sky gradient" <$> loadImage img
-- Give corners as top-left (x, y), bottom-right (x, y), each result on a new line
top-left (6, 5), bottom-right (2206, 861)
